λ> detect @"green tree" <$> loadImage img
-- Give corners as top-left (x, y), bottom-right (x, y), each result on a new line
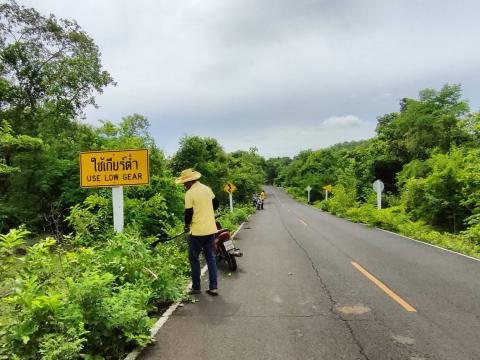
top-left (0, 2), bottom-right (114, 234)
top-left (400, 149), bottom-right (466, 231)
top-left (265, 157), bottom-right (291, 185)
top-left (0, 1), bottom-right (114, 134)
top-left (170, 136), bottom-right (266, 206)
top-left (376, 84), bottom-right (470, 162)
top-left (228, 148), bottom-right (266, 203)
top-left (170, 136), bottom-right (229, 200)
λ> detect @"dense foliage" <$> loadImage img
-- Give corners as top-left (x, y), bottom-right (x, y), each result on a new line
top-left (0, 0), bottom-right (115, 234)
top-left (171, 137), bottom-right (266, 204)
top-left (274, 84), bottom-right (480, 255)
top-left (0, 3), bottom-right (263, 358)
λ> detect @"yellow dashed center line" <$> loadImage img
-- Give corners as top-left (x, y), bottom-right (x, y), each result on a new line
top-left (299, 219), bottom-right (308, 226)
top-left (351, 261), bottom-right (417, 312)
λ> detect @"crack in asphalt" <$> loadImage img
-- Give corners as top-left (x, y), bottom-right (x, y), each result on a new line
top-left (170, 313), bottom-right (331, 318)
top-left (273, 191), bottom-right (371, 360)
top-left (169, 314), bottom-right (381, 321)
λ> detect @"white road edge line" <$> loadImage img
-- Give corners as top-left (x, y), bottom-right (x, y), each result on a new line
top-left (124, 220), bottom-right (247, 360)
top-left (376, 227), bottom-right (480, 263)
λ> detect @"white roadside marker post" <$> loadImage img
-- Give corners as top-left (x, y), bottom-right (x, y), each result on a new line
top-left (373, 179), bottom-right (384, 210)
top-left (306, 185), bottom-right (312, 204)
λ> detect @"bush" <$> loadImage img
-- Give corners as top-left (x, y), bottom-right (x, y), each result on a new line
top-left (219, 205), bottom-right (255, 232)
top-left (460, 223), bottom-right (480, 246)
top-left (0, 229), bottom-right (190, 359)
top-left (67, 191), bottom-right (179, 247)
top-left (320, 184), bottom-right (357, 216)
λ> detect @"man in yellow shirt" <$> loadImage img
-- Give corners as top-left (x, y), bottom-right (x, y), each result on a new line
top-left (176, 169), bottom-right (219, 296)
top-left (259, 191), bottom-right (266, 210)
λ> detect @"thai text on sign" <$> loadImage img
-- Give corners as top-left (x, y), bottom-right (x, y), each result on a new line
top-left (80, 149), bottom-right (150, 188)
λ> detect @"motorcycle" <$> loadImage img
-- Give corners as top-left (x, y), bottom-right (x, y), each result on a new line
top-left (215, 216), bottom-right (242, 271)
top-left (256, 198), bottom-right (263, 210)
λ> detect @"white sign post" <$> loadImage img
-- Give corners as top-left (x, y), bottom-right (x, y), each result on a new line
top-left (112, 186), bottom-right (124, 232)
top-left (306, 186), bottom-right (312, 203)
top-left (323, 185), bottom-right (332, 201)
top-left (80, 149), bottom-right (150, 233)
top-left (372, 179), bottom-right (384, 210)
top-left (224, 182), bottom-right (237, 213)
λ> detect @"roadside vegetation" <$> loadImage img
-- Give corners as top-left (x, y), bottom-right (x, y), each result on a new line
top-left (270, 85), bottom-right (480, 258)
top-left (0, 2), bottom-right (262, 358)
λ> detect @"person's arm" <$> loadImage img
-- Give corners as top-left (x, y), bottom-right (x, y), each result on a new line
top-left (212, 198), bottom-right (219, 211)
top-left (184, 191), bottom-right (193, 233)
top-left (184, 208), bottom-right (193, 232)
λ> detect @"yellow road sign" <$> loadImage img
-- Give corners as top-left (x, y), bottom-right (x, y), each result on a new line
top-left (224, 182), bottom-right (237, 194)
top-left (80, 149), bottom-right (150, 188)
top-left (323, 184), bottom-right (333, 192)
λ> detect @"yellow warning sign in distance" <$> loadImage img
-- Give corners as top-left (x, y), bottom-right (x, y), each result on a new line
top-left (80, 149), bottom-right (149, 188)
top-left (223, 182), bottom-right (237, 194)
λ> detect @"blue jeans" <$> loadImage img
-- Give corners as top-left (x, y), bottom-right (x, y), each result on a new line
top-left (188, 234), bottom-right (218, 290)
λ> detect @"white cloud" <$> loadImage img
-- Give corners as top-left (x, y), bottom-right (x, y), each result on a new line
top-left (196, 117), bottom-right (376, 158)
top-left (319, 115), bottom-right (366, 130)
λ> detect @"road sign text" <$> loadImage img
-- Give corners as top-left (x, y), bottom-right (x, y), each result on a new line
top-left (80, 149), bottom-right (149, 188)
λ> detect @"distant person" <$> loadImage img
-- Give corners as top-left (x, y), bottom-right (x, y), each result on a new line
top-left (176, 169), bottom-right (219, 296)
top-left (259, 191), bottom-right (266, 210)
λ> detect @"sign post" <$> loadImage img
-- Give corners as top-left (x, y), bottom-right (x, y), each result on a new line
top-left (372, 179), bottom-right (384, 210)
top-left (323, 184), bottom-right (333, 201)
top-left (112, 186), bottom-right (124, 232)
top-left (223, 182), bottom-right (237, 213)
top-left (305, 185), bottom-right (312, 204)
top-left (80, 149), bottom-right (150, 232)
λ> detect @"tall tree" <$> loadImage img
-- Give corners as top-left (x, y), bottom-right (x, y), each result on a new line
top-left (0, 0), bottom-right (114, 134)
top-left (376, 84), bottom-right (469, 162)
top-left (0, 2), bottom-right (114, 233)
top-left (170, 135), bottom-right (229, 199)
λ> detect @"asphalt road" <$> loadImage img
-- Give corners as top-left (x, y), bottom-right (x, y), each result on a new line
top-left (138, 186), bottom-right (480, 360)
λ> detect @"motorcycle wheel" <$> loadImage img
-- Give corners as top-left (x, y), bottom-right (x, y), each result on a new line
top-left (221, 245), bottom-right (237, 271)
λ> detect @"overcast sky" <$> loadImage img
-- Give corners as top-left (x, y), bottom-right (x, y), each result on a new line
top-left (19, 0), bottom-right (480, 157)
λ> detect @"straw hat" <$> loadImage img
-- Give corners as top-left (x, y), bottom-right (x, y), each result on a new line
top-left (175, 168), bottom-right (202, 184)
